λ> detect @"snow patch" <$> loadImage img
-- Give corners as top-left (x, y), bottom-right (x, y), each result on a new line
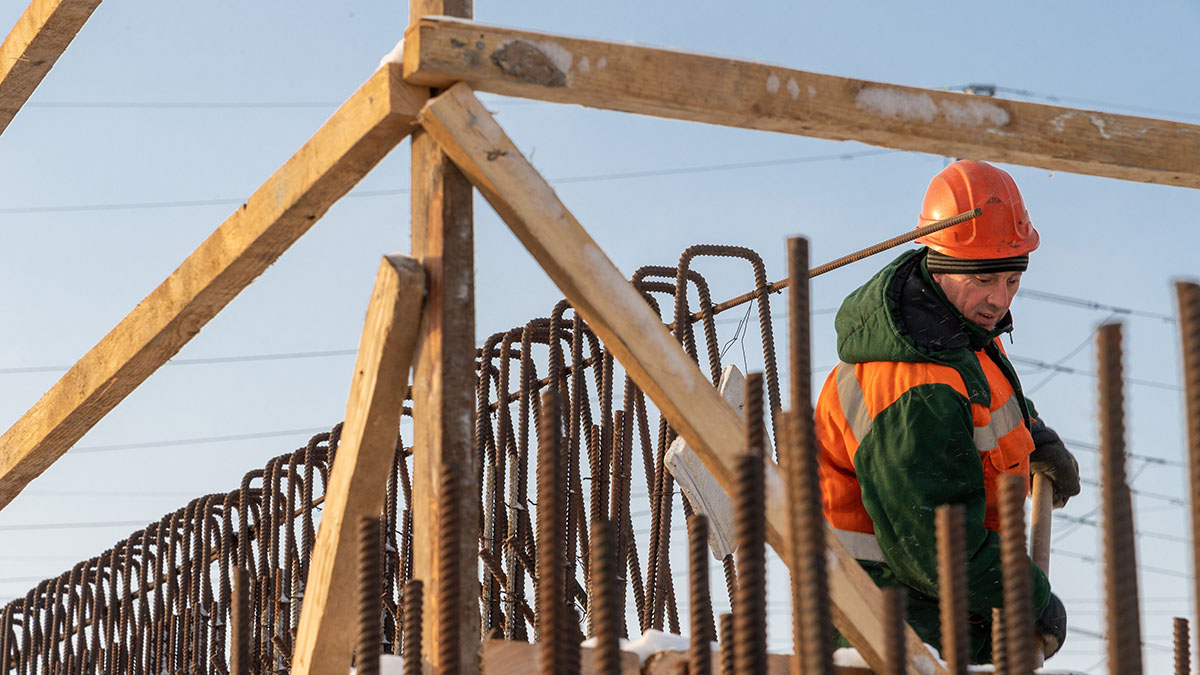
top-left (379, 39), bottom-right (404, 68)
top-left (786, 78), bottom-right (801, 100)
top-left (581, 630), bottom-right (717, 665)
top-left (938, 99), bottom-right (1010, 127)
top-left (832, 647), bottom-right (1086, 674)
top-left (766, 73), bottom-right (781, 94)
top-left (349, 654), bottom-right (405, 675)
top-left (1089, 114), bottom-right (1112, 139)
top-left (855, 87), bottom-right (937, 123)
top-left (534, 40), bottom-right (574, 74)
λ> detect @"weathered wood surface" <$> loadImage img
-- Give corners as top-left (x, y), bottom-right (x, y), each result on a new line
top-left (0, 0), bottom-right (101, 134)
top-left (0, 64), bottom-right (426, 510)
top-left (404, 17), bottom-right (1200, 189)
top-left (407, 1), bottom-right (481, 672)
top-left (417, 83), bottom-right (947, 675)
top-left (645, 649), bottom-right (873, 675)
top-left (482, 639), bottom-right (641, 675)
top-left (290, 255), bottom-right (426, 675)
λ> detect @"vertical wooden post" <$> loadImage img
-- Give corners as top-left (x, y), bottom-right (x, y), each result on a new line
top-left (409, 0), bottom-right (479, 672)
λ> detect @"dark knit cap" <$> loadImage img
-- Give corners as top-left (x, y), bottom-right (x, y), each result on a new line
top-left (925, 249), bottom-right (1029, 274)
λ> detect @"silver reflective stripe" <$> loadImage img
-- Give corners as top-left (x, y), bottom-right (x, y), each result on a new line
top-left (836, 362), bottom-right (873, 443)
top-left (973, 393), bottom-right (1025, 452)
top-left (834, 528), bottom-right (886, 563)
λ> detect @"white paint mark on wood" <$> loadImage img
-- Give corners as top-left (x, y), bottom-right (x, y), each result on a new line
top-left (855, 86), bottom-right (937, 123)
top-left (808, 85), bottom-right (817, 98)
top-left (1090, 115), bottom-right (1112, 140)
top-left (938, 99), bottom-right (1010, 128)
top-left (596, 56), bottom-right (606, 69)
top-left (786, 78), bottom-right (800, 100)
top-left (534, 40), bottom-right (573, 74)
top-left (578, 56), bottom-right (590, 74)
top-left (766, 73), bottom-right (780, 94)
top-left (1050, 111), bottom-right (1077, 132)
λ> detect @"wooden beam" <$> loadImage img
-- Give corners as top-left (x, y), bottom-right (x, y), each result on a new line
top-left (0, 64), bottom-right (426, 510)
top-left (291, 255), bottom-right (426, 675)
top-left (408, 0), bottom-right (481, 672)
top-left (404, 17), bottom-right (1200, 189)
top-left (0, 0), bottom-right (101, 134)
top-left (417, 83), bottom-right (947, 675)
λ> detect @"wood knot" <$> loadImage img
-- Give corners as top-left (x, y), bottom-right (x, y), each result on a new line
top-left (489, 40), bottom-right (567, 87)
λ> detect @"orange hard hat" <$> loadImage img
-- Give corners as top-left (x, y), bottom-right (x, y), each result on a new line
top-left (915, 160), bottom-right (1039, 259)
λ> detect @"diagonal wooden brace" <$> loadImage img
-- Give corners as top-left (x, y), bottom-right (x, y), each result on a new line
top-left (291, 255), bottom-right (426, 675)
top-left (417, 82), bottom-right (947, 675)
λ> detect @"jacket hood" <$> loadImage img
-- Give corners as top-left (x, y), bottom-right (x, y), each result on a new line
top-left (835, 248), bottom-right (1013, 369)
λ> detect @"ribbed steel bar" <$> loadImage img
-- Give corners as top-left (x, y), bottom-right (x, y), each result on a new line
top-left (936, 504), bottom-right (968, 675)
top-left (231, 566), bottom-right (250, 675)
top-left (687, 514), bottom-right (713, 675)
top-left (998, 473), bottom-right (1034, 675)
top-left (1177, 281), bottom-right (1200, 666)
top-left (357, 517), bottom-right (382, 675)
top-left (537, 390), bottom-right (579, 675)
top-left (590, 520), bottom-right (622, 675)
top-left (882, 586), bottom-right (906, 675)
top-left (785, 236), bottom-right (832, 675)
top-left (1098, 322), bottom-right (1143, 675)
top-left (435, 463), bottom-right (462, 675)
top-left (718, 613), bottom-right (735, 675)
top-left (1175, 616), bottom-right (1190, 675)
top-left (733, 373), bottom-right (767, 675)
top-left (403, 580), bottom-right (424, 675)
top-left (991, 607), bottom-right (1007, 674)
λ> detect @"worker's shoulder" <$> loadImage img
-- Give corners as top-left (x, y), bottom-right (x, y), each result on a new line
top-left (847, 359), bottom-right (970, 411)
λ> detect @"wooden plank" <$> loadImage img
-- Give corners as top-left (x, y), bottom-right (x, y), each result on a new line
top-left (417, 83), bottom-right (947, 675)
top-left (644, 650), bottom-right (873, 675)
top-left (0, 64), bottom-right (426, 510)
top-left (482, 639), bottom-right (641, 675)
top-left (404, 17), bottom-right (1200, 189)
top-left (407, 1), bottom-right (481, 672)
top-left (290, 255), bottom-right (426, 675)
top-left (0, 0), bottom-right (101, 134)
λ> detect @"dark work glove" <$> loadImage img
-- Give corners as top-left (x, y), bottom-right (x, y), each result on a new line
top-left (1029, 419), bottom-right (1080, 508)
top-left (1035, 592), bottom-right (1067, 658)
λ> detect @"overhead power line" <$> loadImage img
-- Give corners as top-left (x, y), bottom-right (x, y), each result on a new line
top-left (1019, 289), bottom-right (1175, 323)
top-left (0, 348), bottom-right (357, 375)
top-left (68, 427), bottom-right (331, 455)
top-left (1009, 354), bottom-right (1182, 392)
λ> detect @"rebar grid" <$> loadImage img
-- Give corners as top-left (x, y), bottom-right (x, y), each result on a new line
top-left (991, 607), bottom-right (1007, 674)
top-left (733, 373), bottom-right (767, 675)
top-left (784, 236), bottom-right (833, 675)
top-left (998, 473), bottom-right (1034, 675)
top-left (1098, 323), bottom-right (1144, 675)
top-left (1175, 616), bottom-right (1190, 675)
top-left (936, 504), bottom-right (968, 675)
top-left (357, 517), bottom-right (382, 675)
top-left (882, 586), bottom-right (906, 675)
top-left (590, 520), bottom-right (622, 675)
top-left (402, 580), bottom-right (423, 675)
top-left (687, 515), bottom-right (712, 675)
top-left (1177, 281), bottom-right (1200, 666)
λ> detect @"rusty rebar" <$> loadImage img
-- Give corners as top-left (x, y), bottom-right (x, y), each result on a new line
top-left (231, 566), bottom-right (250, 675)
top-left (733, 373), bottom-right (767, 675)
top-left (1177, 281), bottom-right (1200, 665)
top-left (435, 464), bottom-right (461, 675)
top-left (718, 613), bottom-right (735, 675)
top-left (402, 580), bottom-right (424, 675)
top-left (357, 517), bottom-right (382, 675)
top-left (537, 390), bottom-right (579, 675)
top-left (784, 236), bottom-right (833, 675)
top-left (1175, 617), bottom-right (1190, 675)
top-left (1098, 322), bottom-right (1143, 675)
top-left (998, 473), bottom-right (1034, 674)
top-left (936, 504), bottom-right (968, 675)
top-left (882, 585), bottom-right (906, 675)
top-left (991, 607), bottom-right (1007, 674)
top-left (688, 514), bottom-right (713, 675)
top-left (590, 519), bottom-right (622, 675)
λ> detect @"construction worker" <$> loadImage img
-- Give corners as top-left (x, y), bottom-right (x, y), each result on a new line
top-left (814, 159), bottom-right (1079, 663)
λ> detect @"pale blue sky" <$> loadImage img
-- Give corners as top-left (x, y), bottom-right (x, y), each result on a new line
top-left (0, 1), bottom-right (1197, 672)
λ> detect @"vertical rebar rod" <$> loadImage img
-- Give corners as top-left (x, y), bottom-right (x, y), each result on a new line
top-left (537, 390), bottom-right (579, 675)
top-left (403, 580), bottom-right (424, 675)
top-left (991, 607), bottom-right (1007, 675)
top-left (734, 373), bottom-right (767, 675)
top-left (590, 519), bottom-right (622, 675)
top-left (1175, 617), bottom-right (1190, 675)
top-left (1176, 281), bottom-right (1200, 665)
top-left (882, 586), bottom-right (906, 675)
top-left (435, 464), bottom-right (461, 675)
top-left (784, 236), bottom-right (833, 675)
top-left (718, 613), bottom-right (735, 675)
top-left (998, 473), bottom-right (1034, 675)
top-left (231, 566), bottom-right (250, 675)
top-left (1098, 322), bottom-right (1143, 675)
top-left (688, 515), bottom-right (713, 675)
top-left (609, 409), bottom-right (631, 639)
top-left (936, 504), bottom-right (968, 675)
top-left (357, 517), bottom-right (382, 675)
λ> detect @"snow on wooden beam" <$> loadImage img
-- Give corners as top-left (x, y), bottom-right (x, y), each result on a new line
top-left (404, 17), bottom-right (1200, 189)
top-left (417, 82), bottom-right (947, 675)
top-left (0, 64), bottom-right (427, 510)
top-left (0, 0), bottom-right (102, 134)
top-left (291, 255), bottom-right (425, 675)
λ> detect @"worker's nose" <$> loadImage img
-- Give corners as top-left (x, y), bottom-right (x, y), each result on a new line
top-left (987, 286), bottom-right (1012, 309)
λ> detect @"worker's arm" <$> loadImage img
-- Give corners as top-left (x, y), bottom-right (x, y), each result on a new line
top-left (852, 382), bottom-right (1051, 617)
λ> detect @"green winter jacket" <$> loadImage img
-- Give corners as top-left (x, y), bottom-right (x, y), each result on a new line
top-left (819, 248), bottom-right (1051, 662)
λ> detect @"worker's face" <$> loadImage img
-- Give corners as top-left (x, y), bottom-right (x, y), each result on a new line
top-left (933, 271), bottom-right (1023, 331)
